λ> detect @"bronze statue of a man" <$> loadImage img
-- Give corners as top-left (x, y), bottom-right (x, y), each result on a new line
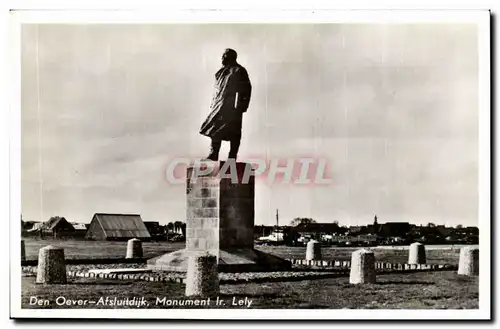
top-left (199, 48), bottom-right (252, 160)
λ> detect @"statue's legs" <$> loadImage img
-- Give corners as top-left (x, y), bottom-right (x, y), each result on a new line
top-left (228, 139), bottom-right (240, 159)
top-left (207, 138), bottom-right (221, 161)
top-left (206, 137), bottom-right (240, 161)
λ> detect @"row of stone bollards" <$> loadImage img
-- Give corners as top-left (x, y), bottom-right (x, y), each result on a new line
top-left (23, 239), bottom-right (479, 297)
top-left (183, 244), bottom-right (482, 295)
top-left (348, 246), bottom-right (479, 284)
top-left (304, 240), bottom-right (480, 283)
top-left (31, 244), bottom-right (221, 298)
top-left (26, 238), bottom-right (220, 297)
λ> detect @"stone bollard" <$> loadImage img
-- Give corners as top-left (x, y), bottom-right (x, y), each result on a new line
top-left (126, 238), bottom-right (143, 258)
top-left (185, 253), bottom-right (219, 297)
top-left (349, 249), bottom-right (376, 284)
top-left (458, 246), bottom-right (479, 276)
top-left (36, 246), bottom-right (67, 284)
top-left (21, 240), bottom-right (26, 262)
top-left (408, 242), bottom-right (426, 264)
top-left (305, 240), bottom-right (322, 261)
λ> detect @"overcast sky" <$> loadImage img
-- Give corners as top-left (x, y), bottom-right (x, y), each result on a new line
top-left (21, 23), bottom-right (479, 227)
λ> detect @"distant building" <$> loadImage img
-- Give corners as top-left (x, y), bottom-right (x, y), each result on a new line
top-left (355, 234), bottom-right (378, 243)
top-left (70, 222), bottom-right (88, 238)
top-left (351, 216), bottom-right (380, 236)
top-left (144, 221), bottom-right (163, 237)
top-left (41, 217), bottom-right (75, 237)
top-left (365, 215), bottom-right (380, 235)
top-left (254, 225), bottom-right (278, 238)
top-left (70, 222), bottom-right (88, 231)
top-left (378, 222), bottom-right (411, 237)
top-left (27, 222), bottom-right (44, 232)
top-left (459, 226), bottom-right (479, 235)
top-left (348, 226), bottom-right (364, 235)
top-left (292, 223), bottom-right (345, 240)
top-left (373, 215), bottom-right (379, 233)
top-left (435, 225), bottom-right (453, 237)
top-left (85, 213), bottom-right (151, 241)
top-left (22, 221), bottom-right (39, 232)
top-left (253, 225), bottom-right (299, 245)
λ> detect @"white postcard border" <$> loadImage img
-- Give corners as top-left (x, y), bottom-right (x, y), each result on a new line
top-left (8, 9), bottom-right (491, 320)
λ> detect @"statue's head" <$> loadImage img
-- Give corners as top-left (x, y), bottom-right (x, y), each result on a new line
top-left (222, 48), bottom-right (237, 66)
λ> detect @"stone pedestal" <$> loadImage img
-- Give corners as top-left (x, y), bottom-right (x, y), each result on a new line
top-left (306, 240), bottom-right (322, 261)
top-left (126, 238), bottom-right (143, 258)
top-left (349, 249), bottom-right (376, 284)
top-left (458, 246), bottom-right (479, 276)
top-left (408, 242), bottom-right (426, 265)
top-left (148, 161), bottom-right (290, 272)
top-left (185, 253), bottom-right (219, 297)
top-left (36, 246), bottom-right (67, 284)
top-left (21, 240), bottom-right (26, 262)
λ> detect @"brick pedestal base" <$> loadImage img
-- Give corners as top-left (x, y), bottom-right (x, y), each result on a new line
top-left (148, 161), bottom-right (290, 272)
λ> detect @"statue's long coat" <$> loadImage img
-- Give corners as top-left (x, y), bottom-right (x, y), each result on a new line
top-left (199, 63), bottom-right (252, 141)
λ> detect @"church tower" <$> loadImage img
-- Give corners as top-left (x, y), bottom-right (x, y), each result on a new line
top-left (373, 215), bottom-right (379, 234)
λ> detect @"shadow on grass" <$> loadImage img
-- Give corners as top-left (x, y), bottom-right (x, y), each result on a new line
top-left (286, 304), bottom-right (331, 309)
top-left (453, 275), bottom-right (478, 283)
top-left (69, 281), bottom-right (134, 286)
top-left (374, 281), bottom-right (435, 285)
top-left (338, 281), bottom-right (435, 288)
top-left (290, 268), bottom-right (348, 273)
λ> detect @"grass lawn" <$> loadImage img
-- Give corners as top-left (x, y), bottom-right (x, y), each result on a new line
top-left (21, 271), bottom-right (477, 310)
top-left (23, 239), bottom-right (185, 260)
top-left (256, 246), bottom-right (461, 264)
top-left (23, 239), bottom-right (462, 264)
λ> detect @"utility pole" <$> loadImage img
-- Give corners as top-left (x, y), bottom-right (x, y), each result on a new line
top-left (276, 209), bottom-right (279, 228)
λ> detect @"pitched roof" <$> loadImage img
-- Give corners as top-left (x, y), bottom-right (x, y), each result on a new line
top-left (93, 213), bottom-right (151, 239)
top-left (43, 217), bottom-right (73, 230)
top-left (43, 217), bottom-right (61, 229)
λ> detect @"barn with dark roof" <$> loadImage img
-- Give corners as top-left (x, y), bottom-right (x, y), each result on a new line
top-left (85, 213), bottom-right (151, 241)
top-left (38, 216), bottom-right (75, 238)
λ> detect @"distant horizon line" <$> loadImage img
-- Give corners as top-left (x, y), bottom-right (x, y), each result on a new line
top-left (21, 217), bottom-right (478, 228)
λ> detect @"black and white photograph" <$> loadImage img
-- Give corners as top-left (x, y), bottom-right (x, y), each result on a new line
top-left (9, 9), bottom-right (491, 320)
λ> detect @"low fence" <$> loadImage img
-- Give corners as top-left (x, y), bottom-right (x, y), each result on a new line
top-left (21, 257), bottom-right (147, 267)
top-left (22, 258), bottom-right (458, 286)
top-left (286, 258), bottom-right (457, 271)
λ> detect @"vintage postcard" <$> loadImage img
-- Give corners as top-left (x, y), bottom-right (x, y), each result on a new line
top-left (9, 9), bottom-right (490, 320)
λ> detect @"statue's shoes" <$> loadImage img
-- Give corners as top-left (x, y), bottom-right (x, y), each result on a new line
top-left (204, 154), bottom-right (219, 161)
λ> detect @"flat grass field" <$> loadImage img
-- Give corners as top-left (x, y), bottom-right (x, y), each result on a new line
top-left (21, 240), bottom-right (478, 310)
top-left (23, 239), bottom-right (463, 264)
top-left (23, 239), bottom-right (184, 260)
top-left (22, 271), bottom-right (478, 309)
